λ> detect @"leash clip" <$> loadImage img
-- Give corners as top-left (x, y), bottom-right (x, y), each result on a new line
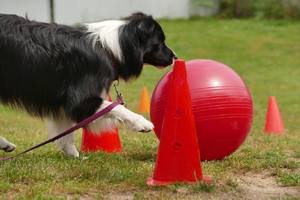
top-left (113, 80), bottom-right (125, 105)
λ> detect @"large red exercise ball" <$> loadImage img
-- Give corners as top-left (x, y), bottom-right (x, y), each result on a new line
top-left (150, 59), bottom-right (253, 160)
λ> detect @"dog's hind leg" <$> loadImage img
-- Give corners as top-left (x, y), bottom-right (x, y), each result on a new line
top-left (47, 117), bottom-right (79, 157)
top-left (0, 136), bottom-right (16, 152)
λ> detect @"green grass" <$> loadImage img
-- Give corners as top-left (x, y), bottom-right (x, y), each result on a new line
top-left (1, 19), bottom-right (300, 199)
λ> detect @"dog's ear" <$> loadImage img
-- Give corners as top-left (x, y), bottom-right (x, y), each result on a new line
top-left (124, 13), bottom-right (155, 33)
top-left (137, 18), bottom-right (155, 33)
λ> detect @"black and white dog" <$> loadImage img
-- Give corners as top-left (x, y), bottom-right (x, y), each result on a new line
top-left (0, 12), bottom-right (175, 157)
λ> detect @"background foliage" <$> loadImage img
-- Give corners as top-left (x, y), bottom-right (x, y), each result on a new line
top-left (218, 0), bottom-right (300, 19)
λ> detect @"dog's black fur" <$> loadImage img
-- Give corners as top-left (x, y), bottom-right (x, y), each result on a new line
top-left (0, 13), bottom-right (175, 123)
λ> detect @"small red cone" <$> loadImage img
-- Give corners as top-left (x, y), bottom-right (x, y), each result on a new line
top-left (81, 96), bottom-right (122, 153)
top-left (264, 96), bottom-right (285, 134)
top-left (147, 59), bottom-right (211, 185)
top-left (81, 128), bottom-right (122, 153)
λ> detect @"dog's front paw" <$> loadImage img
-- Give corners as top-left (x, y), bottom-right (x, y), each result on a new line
top-left (126, 114), bottom-right (154, 133)
top-left (0, 137), bottom-right (16, 152)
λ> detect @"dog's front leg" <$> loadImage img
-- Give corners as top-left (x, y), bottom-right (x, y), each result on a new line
top-left (87, 100), bottom-right (154, 133)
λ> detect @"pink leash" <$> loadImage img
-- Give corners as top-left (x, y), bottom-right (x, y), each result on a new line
top-left (0, 96), bottom-right (124, 161)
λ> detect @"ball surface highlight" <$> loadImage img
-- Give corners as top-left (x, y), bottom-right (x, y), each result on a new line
top-left (150, 59), bottom-right (253, 160)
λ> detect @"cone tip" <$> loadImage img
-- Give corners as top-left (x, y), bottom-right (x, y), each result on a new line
top-left (174, 58), bottom-right (185, 65)
top-left (269, 96), bottom-right (276, 100)
top-left (142, 86), bottom-right (148, 92)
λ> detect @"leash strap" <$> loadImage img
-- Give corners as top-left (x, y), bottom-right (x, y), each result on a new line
top-left (0, 99), bottom-right (123, 161)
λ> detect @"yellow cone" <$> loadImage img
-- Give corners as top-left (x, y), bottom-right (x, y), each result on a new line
top-left (138, 87), bottom-right (150, 113)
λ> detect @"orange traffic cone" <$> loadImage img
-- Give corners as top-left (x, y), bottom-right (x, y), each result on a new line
top-left (147, 59), bottom-right (211, 185)
top-left (81, 96), bottom-right (122, 153)
top-left (138, 86), bottom-right (150, 113)
top-left (264, 96), bottom-right (285, 134)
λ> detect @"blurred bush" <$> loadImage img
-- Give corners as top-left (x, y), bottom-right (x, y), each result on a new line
top-left (218, 0), bottom-right (300, 19)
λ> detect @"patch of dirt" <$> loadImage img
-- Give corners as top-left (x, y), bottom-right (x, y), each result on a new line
top-left (106, 192), bottom-right (134, 200)
top-left (103, 173), bottom-right (300, 200)
top-left (67, 172), bottom-right (300, 200)
top-left (237, 172), bottom-right (300, 200)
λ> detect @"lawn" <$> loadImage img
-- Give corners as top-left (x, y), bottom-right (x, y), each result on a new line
top-left (1, 19), bottom-right (300, 199)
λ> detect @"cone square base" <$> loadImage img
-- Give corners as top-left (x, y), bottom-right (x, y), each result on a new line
top-left (146, 175), bottom-right (213, 186)
top-left (264, 130), bottom-right (285, 135)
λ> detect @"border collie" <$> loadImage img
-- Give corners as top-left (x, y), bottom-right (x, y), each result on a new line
top-left (0, 12), bottom-right (175, 157)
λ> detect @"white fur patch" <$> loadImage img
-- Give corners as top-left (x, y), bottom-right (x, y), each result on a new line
top-left (86, 20), bottom-right (126, 61)
top-left (112, 106), bottom-right (154, 132)
top-left (87, 100), bottom-right (154, 133)
top-left (87, 100), bottom-right (121, 133)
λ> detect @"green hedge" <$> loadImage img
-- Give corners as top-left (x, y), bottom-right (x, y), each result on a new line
top-left (218, 0), bottom-right (300, 19)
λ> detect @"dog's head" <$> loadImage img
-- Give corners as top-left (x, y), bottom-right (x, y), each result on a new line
top-left (86, 13), bottom-right (176, 80)
top-left (124, 13), bottom-right (176, 68)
